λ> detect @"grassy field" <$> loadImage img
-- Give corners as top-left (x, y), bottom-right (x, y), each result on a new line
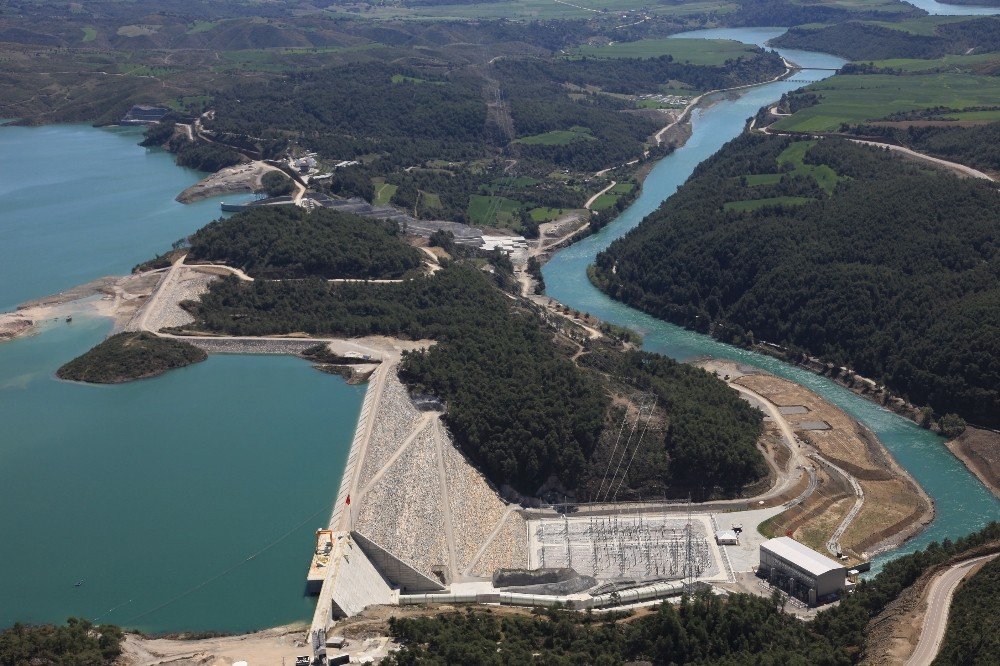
top-left (773, 73), bottom-right (1000, 132)
top-left (529, 207), bottom-right (566, 222)
top-left (573, 38), bottom-right (760, 66)
top-left (324, 0), bottom-right (734, 20)
top-left (186, 20), bottom-right (218, 34)
top-left (420, 191), bottom-right (442, 209)
top-left (862, 15), bottom-right (973, 35)
top-left (516, 126), bottom-right (596, 145)
top-left (723, 196), bottom-right (815, 212)
top-left (373, 181), bottom-right (398, 206)
top-left (81, 27), bottom-right (97, 42)
top-left (776, 140), bottom-right (842, 194)
top-left (468, 194), bottom-right (523, 226)
top-left (740, 141), bottom-right (842, 194)
top-left (869, 52), bottom-right (1000, 73)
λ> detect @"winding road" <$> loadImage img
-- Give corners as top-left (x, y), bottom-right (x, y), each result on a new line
top-left (906, 553), bottom-right (998, 666)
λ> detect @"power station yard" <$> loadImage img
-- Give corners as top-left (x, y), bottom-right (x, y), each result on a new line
top-left (527, 514), bottom-right (725, 582)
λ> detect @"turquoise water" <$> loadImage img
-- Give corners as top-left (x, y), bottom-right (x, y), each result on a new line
top-left (906, 0), bottom-right (1000, 16)
top-left (0, 124), bottom-right (253, 311)
top-left (543, 28), bottom-right (1000, 569)
top-left (0, 125), bottom-right (364, 633)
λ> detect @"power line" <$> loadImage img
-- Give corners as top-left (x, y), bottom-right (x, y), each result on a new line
top-left (611, 397), bottom-right (657, 502)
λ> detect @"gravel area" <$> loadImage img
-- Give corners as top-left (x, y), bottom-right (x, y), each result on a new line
top-left (141, 268), bottom-right (216, 332)
top-left (354, 425), bottom-right (449, 579)
top-left (358, 373), bottom-right (422, 485)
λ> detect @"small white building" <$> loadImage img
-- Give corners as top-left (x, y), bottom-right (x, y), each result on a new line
top-left (759, 536), bottom-right (846, 605)
top-left (715, 529), bottom-right (739, 546)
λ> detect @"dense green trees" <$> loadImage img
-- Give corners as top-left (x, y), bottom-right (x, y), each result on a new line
top-left (852, 122), bottom-right (1000, 173)
top-left (773, 17), bottom-right (1000, 60)
top-left (187, 207), bottom-right (423, 280)
top-left (935, 555), bottom-right (1000, 664)
top-left (595, 135), bottom-right (1000, 426)
top-left (385, 591), bottom-right (847, 665)
top-left (0, 618), bottom-right (122, 665)
top-left (56, 332), bottom-right (206, 383)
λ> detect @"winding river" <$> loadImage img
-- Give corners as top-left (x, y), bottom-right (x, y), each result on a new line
top-left (543, 27), bottom-right (1000, 572)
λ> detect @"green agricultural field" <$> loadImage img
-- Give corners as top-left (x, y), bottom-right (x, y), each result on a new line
top-left (590, 193), bottom-right (619, 211)
top-left (723, 196), bottom-right (815, 212)
top-left (868, 52), bottom-right (1000, 74)
top-left (420, 191), bottom-right (442, 209)
top-left (529, 207), bottom-right (566, 222)
top-left (468, 194), bottom-right (523, 225)
top-left (187, 20), bottom-right (218, 34)
top-left (862, 15), bottom-right (973, 35)
top-left (610, 182), bottom-right (634, 194)
top-left (81, 27), bottom-right (97, 42)
top-left (324, 0), bottom-right (734, 21)
top-left (776, 140), bottom-right (843, 194)
top-left (516, 126), bottom-right (596, 146)
top-left (773, 73), bottom-right (1000, 132)
top-left (574, 38), bottom-right (760, 66)
top-left (941, 109), bottom-right (1000, 120)
top-left (373, 181), bottom-right (398, 206)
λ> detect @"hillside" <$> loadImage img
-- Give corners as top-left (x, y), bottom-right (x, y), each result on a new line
top-left (178, 263), bottom-right (764, 498)
top-left (593, 134), bottom-right (1000, 427)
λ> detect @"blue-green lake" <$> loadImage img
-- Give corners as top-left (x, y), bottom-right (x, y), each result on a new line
top-left (543, 28), bottom-right (1000, 572)
top-left (0, 126), bottom-right (364, 633)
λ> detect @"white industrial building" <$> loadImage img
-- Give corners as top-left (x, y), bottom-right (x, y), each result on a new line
top-left (759, 537), bottom-right (846, 605)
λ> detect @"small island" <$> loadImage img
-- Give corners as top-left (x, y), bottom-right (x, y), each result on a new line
top-left (56, 332), bottom-right (207, 384)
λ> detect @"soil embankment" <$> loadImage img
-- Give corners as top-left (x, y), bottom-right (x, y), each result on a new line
top-left (175, 161), bottom-right (277, 203)
top-left (725, 367), bottom-right (932, 562)
top-left (947, 427), bottom-right (1000, 500)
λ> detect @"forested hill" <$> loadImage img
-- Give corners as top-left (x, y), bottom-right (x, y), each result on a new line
top-left (187, 207), bottom-right (423, 280)
top-left (593, 134), bottom-right (1000, 427)
top-left (772, 17), bottom-right (1000, 60)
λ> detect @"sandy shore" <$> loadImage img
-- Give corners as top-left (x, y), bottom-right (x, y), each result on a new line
top-left (946, 427), bottom-right (1000, 500)
top-left (0, 273), bottom-right (163, 343)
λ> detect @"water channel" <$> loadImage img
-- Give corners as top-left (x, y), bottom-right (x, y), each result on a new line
top-left (542, 27), bottom-right (1000, 573)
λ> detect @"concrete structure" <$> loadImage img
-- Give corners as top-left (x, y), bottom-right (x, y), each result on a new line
top-left (715, 529), bottom-right (739, 546)
top-left (120, 104), bottom-right (169, 124)
top-left (759, 536), bottom-right (846, 605)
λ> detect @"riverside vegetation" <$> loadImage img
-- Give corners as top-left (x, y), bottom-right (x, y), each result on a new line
top-left (56, 332), bottom-right (206, 384)
top-left (0, 617), bottom-right (123, 665)
top-left (593, 135), bottom-right (1000, 428)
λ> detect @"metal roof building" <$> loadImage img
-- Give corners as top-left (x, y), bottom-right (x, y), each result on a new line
top-left (759, 536), bottom-right (846, 605)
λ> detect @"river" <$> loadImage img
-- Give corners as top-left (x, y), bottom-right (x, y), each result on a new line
top-left (542, 27), bottom-right (1000, 572)
top-left (0, 126), bottom-right (365, 633)
top-left (906, 0), bottom-right (1000, 16)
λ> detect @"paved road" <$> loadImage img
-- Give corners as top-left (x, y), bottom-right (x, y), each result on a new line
top-left (906, 553), bottom-right (998, 666)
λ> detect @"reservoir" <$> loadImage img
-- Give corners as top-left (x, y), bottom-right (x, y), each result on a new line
top-left (543, 27), bottom-right (1000, 570)
top-left (0, 126), bottom-right (365, 632)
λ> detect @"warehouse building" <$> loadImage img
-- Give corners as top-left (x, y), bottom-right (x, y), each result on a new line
top-left (759, 537), bottom-right (846, 605)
